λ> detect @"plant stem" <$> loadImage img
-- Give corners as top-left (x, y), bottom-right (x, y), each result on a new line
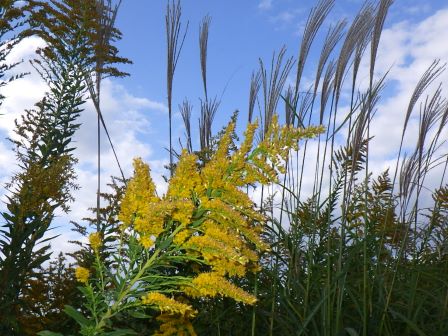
top-left (94, 248), bottom-right (161, 332)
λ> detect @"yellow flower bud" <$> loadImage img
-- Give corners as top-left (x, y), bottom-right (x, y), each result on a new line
top-left (89, 232), bottom-right (102, 252)
top-left (75, 266), bottom-right (90, 284)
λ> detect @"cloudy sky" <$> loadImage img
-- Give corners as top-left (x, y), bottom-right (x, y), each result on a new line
top-left (1, 0), bottom-right (448, 257)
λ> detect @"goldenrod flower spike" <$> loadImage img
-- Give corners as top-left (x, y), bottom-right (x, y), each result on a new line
top-left (253, 114), bottom-right (325, 181)
top-left (119, 158), bottom-right (169, 241)
top-left (75, 266), bottom-right (90, 284)
top-left (155, 314), bottom-right (197, 336)
top-left (184, 272), bottom-right (257, 305)
top-left (167, 150), bottom-right (203, 199)
top-left (118, 158), bottom-right (158, 228)
top-left (141, 292), bottom-right (197, 317)
top-left (171, 200), bottom-right (195, 226)
top-left (88, 232), bottom-right (102, 252)
top-left (139, 235), bottom-right (154, 249)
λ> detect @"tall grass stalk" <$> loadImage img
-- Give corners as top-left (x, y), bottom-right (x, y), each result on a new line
top-left (246, 1), bottom-right (448, 335)
top-left (165, 0), bottom-right (188, 176)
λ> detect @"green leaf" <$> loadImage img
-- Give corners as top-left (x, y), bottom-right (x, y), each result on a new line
top-left (63, 305), bottom-right (90, 327)
top-left (37, 331), bottom-right (64, 336)
top-left (190, 217), bottom-right (206, 228)
top-left (387, 308), bottom-right (427, 336)
top-left (158, 236), bottom-right (173, 250)
top-left (345, 328), bottom-right (359, 336)
top-left (128, 310), bottom-right (152, 319)
top-left (103, 329), bottom-right (138, 336)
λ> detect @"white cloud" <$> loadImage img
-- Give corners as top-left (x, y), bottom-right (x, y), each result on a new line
top-left (280, 7), bottom-right (448, 230)
top-left (366, 8), bottom-right (448, 161)
top-left (271, 11), bottom-right (295, 24)
top-left (404, 4), bottom-right (432, 15)
top-left (258, 0), bottom-right (273, 11)
top-left (327, 8), bottom-right (448, 214)
top-left (0, 37), bottom-right (168, 259)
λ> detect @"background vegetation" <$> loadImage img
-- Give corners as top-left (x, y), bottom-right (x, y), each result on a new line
top-left (0, 0), bottom-right (447, 335)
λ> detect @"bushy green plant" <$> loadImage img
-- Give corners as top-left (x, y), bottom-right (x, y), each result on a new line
top-left (44, 118), bottom-right (322, 335)
top-left (2, 0), bottom-right (448, 335)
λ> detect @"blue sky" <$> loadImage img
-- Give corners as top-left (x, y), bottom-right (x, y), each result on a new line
top-left (111, 0), bottom-right (448, 160)
top-left (1, 0), bottom-right (448, 255)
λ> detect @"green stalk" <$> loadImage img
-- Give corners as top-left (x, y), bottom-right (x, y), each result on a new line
top-left (252, 184), bottom-right (265, 336)
top-left (251, 273), bottom-right (258, 336)
top-left (94, 248), bottom-right (162, 332)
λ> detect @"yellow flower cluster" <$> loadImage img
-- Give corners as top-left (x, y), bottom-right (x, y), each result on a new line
top-left (227, 121), bottom-right (268, 186)
top-left (134, 200), bottom-right (172, 236)
top-left (173, 228), bottom-right (193, 246)
top-left (139, 234), bottom-right (154, 249)
top-left (162, 128), bottom-right (267, 277)
top-left (184, 219), bottom-right (259, 277)
top-left (119, 158), bottom-right (171, 246)
top-left (167, 151), bottom-right (204, 199)
top-left (254, 115), bottom-right (325, 177)
top-left (184, 272), bottom-right (257, 305)
top-left (88, 232), bottom-right (102, 252)
top-left (154, 314), bottom-right (197, 336)
top-left (119, 158), bottom-right (157, 227)
top-left (75, 266), bottom-right (89, 284)
top-left (200, 198), bottom-right (266, 250)
top-left (171, 200), bottom-right (195, 226)
top-left (117, 115), bottom-right (321, 320)
top-left (141, 292), bottom-right (196, 317)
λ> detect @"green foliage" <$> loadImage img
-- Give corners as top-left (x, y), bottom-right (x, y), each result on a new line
top-left (28, 0), bottom-right (131, 79)
top-left (70, 176), bottom-right (127, 270)
top-left (0, 43), bottom-right (85, 334)
top-left (1, 0), bottom-right (447, 335)
top-left (53, 118), bottom-right (321, 335)
top-left (0, 0), bottom-right (29, 105)
top-left (18, 253), bottom-right (81, 335)
top-left (0, 1), bottom-right (130, 333)
top-left (168, 1), bottom-right (448, 335)
top-left (0, 5), bottom-right (89, 326)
